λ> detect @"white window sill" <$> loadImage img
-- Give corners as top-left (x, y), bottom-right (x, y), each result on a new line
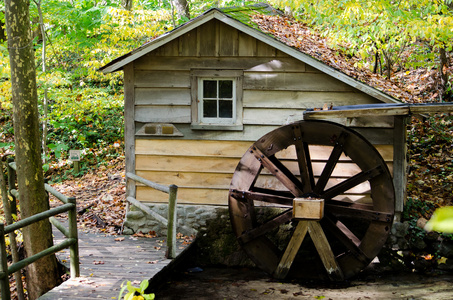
top-left (190, 124), bottom-right (243, 131)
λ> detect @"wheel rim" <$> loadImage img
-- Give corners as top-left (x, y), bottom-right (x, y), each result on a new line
top-left (228, 120), bottom-right (395, 280)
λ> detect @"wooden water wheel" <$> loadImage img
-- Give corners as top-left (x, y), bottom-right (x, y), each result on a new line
top-left (228, 120), bottom-right (395, 281)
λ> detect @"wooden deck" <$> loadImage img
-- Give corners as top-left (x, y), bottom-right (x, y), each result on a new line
top-left (39, 228), bottom-right (191, 299)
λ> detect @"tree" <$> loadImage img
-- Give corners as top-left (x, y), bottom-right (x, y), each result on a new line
top-left (122, 0), bottom-right (133, 11)
top-left (4, 0), bottom-right (60, 299)
top-left (272, 0), bottom-right (453, 100)
top-left (171, 0), bottom-right (190, 26)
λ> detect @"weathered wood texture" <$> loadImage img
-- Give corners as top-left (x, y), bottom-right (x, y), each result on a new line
top-left (133, 20), bottom-right (380, 126)
top-left (39, 227), bottom-right (190, 299)
top-left (128, 19), bottom-right (398, 208)
top-left (134, 139), bottom-right (393, 205)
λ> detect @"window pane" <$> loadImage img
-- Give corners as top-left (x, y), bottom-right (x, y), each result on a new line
top-left (203, 80), bottom-right (217, 98)
top-left (219, 100), bottom-right (233, 118)
top-left (219, 80), bottom-right (233, 98)
top-left (203, 100), bottom-right (217, 118)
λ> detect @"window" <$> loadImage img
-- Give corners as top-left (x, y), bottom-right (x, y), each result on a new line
top-left (191, 70), bottom-right (243, 130)
top-left (200, 78), bottom-right (235, 123)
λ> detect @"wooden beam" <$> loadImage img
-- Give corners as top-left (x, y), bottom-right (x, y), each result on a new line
top-left (393, 116), bottom-right (407, 215)
top-left (308, 221), bottom-right (345, 281)
top-left (274, 221), bottom-right (308, 279)
top-left (304, 106), bottom-right (409, 120)
top-left (304, 103), bottom-right (453, 120)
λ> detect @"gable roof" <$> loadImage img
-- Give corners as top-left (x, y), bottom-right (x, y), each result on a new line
top-left (99, 3), bottom-right (401, 104)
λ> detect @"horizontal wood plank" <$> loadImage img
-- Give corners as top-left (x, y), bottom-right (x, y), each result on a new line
top-left (243, 90), bottom-right (378, 109)
top-left (136, 186), bottom-right (229, 205)
top-left (136, 139), bottom-right (252, 157)
top-left (135, 88), bottom-right (191, 105)
top-left (134, 70), bottom-right (190, 88)
top-left (243, 107), bottom-right (306, 125)
top-left (244, 72), bottom-right (354, 92)
top-left (135, 139), bottom-right (393, 161)
top-left (136, 170), bottom-right (233, 189)
top-left (135, 105), bottom-right (191, 123)
top-left (135, 57), bottom-right (308, 72)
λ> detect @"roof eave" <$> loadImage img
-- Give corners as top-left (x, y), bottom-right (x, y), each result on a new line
top-left (99, 9), bottom-right (223, 74)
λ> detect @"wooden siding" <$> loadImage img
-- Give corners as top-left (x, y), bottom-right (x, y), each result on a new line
top-left (134, 139), bottom-right (393, 205)
top-left (129, 19), bottom-right (399, 208)
top-left (133, 20), bottom-right (381, 127)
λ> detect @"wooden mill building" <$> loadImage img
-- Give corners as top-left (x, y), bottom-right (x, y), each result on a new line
top-left (100, 3), bottom-right (410, 232)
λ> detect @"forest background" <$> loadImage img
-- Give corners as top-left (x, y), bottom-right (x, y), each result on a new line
top-left (0, 0), bottom-right (452, 242)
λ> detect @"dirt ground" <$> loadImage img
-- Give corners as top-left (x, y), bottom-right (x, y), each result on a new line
top-left (154, 266), bottom-right (453, 299)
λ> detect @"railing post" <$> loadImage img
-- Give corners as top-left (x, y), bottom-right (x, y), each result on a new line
top-left (166, 184), bottom-right (178, 259)
top-left (6, 158), bottom-right (17, 217)
top-left (67, 197), bottom-right (80, 277)
top-left (0, 224), bottom-right (11, 300)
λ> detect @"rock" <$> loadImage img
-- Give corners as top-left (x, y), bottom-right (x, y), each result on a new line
top-left (410, 237), bottom-right (427, 250)
top-left (416, 217), bottom-right (428, 229)
top-left (126, 210), bottom-right (145, 220)
top-left (391, 222), bottom-right (409, 238)
top-left (122, 227), bottom-right (134, 235)
top-left (437, 241), bottom-right (453, 258)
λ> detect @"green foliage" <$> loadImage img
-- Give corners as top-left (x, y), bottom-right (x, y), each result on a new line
top-left (118, 279), bottom-right (155, 300)
top-left (270, 0), bottom-right (453, 85)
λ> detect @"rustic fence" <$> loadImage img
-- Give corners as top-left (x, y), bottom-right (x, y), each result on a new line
top-left (0, 159), bottom-right (79, 300)
top-left (125, 172), bottom-right (178, 259)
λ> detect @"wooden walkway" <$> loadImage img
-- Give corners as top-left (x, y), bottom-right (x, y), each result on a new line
top-left (39, 228), bottom-right (191, 299)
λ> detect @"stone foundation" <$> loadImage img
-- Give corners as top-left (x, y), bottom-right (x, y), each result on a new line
top-left (122, 203), bottom-right (225, 237)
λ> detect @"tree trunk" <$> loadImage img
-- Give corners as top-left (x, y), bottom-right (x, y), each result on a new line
top-left (4, 0), bottom-right (60, 299)
top-left (439, 46), bottom-right (449, 101)
top-left (172, 0), bottom-right (190, 20)
top-left (122, 0), bottom-right (133, 11)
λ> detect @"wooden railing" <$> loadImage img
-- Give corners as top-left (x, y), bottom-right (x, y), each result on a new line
top-left (0, 160), bottom-right (79, 300)
top-left (125, 172), bottom-right (178, 259)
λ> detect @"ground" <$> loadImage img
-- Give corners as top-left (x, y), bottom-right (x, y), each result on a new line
top-left (155, 266), bottom-right (453, 300)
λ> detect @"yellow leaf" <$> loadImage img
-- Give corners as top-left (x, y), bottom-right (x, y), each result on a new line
top-left (425, 206), bottom-right (453, 233)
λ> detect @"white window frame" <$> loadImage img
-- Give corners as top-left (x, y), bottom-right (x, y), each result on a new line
top-left (198, 77), bottom-right (237, 125)
top-left (191, 69), bottom-right (243, 131)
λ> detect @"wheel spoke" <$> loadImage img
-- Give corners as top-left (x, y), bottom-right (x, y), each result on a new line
top-left (325, 203), bottom-right (393, 223)
top-left (238, 209), bottom-right (293, 244)
top-left (274, 221), bottom-right (309, 279)
top-left (313, 132), bottom-right (348, 194)
top-left (230, 189), bottom-right (293, 206)
top-left (250, 146), bottom-right (304, 197)
top-left (321, 166), bottom-right (383, 200)
top-left (322, 216), bottom-right (370, 265)
top-left (292, 124), bottom-right (315, 194)
top-left (308, 221), bottom-right (345, 281)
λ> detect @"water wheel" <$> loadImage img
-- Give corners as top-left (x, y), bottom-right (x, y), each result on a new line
top-left (228, 120), bottom-right (395, 281)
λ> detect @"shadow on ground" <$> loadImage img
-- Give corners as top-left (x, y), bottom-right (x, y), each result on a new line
top-left (154, 265), bottom-right (453, 300)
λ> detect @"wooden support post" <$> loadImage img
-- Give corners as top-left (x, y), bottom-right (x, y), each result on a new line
top-left (0, 160), bottom-right (24, 300)
top-left (73, 161), bottom-right (80, 174)
top-left (308, 221), bottom-right (344, 281)
top-left (6, 158), bottom-right (17, 216)
top-left (274, 221), bottom-right (308, 279)
top-left (67, 196), bottom-right (80, 277)
top-left (393, 115), bottom-right (407, 218)
top-left (0, 224), bottom-right (11, 300)
top-left (166, 184), bottom-right (178, 259)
